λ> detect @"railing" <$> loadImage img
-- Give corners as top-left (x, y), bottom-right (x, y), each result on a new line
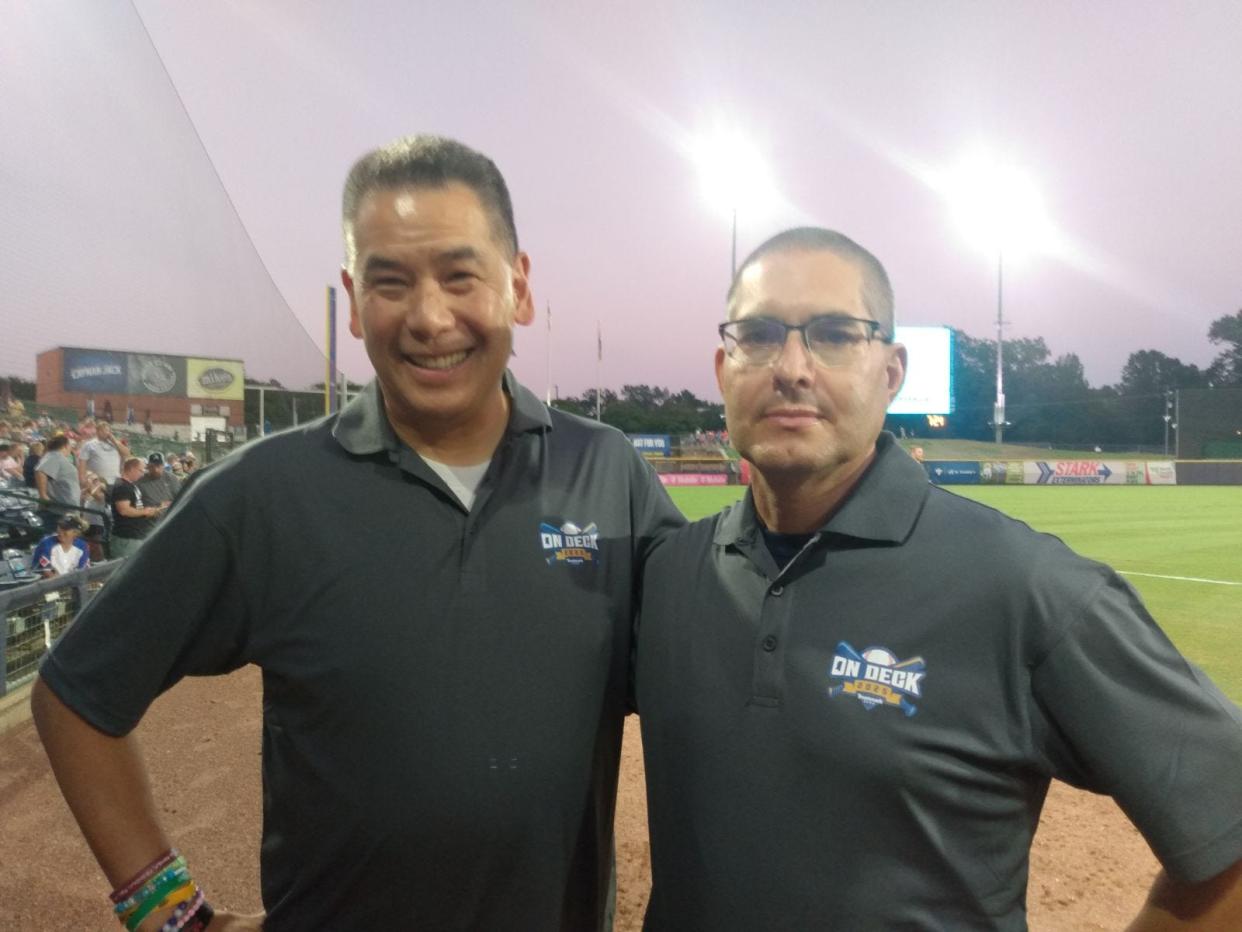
top-left (1, 562), bottom-right (120, 696)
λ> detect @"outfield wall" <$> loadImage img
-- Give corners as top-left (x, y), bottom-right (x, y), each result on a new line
top-left (924, 459), bottom-right (1179, 486)
top-left (1175, 461), bottom-right (1242, 485)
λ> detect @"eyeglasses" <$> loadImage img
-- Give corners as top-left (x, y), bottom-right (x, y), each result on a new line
top-left (718, 315), bottom-right (890, 368)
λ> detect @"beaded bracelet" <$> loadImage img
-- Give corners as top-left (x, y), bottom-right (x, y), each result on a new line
top-left (158, 889), bottom-right (213, 932)
top-left (123, 877), bottom-right (197, 932)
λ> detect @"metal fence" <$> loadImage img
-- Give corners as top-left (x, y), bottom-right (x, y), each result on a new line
top-left (1, 562), bottom-right (119, 696)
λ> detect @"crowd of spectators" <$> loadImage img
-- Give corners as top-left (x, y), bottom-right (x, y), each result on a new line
top-left (0, 403), bottom-right (198, 572)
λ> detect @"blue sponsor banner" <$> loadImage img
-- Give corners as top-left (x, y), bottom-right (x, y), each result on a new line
top-left (63, 349), bottom-right (127, 393)
top-left (924, 460), bottom-right (981, 484)
top-left (630, 434), bottom-right (671, 456)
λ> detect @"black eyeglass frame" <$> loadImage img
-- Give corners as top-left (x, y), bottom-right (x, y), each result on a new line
top-left (717, 315), bottom-right (892, 365)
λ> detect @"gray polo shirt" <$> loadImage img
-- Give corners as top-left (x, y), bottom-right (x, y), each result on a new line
top-left (77, 436), bottom-right (123, 485)
top-left (42, 374), bottom-right (683, 931)
top-left (636, 432), bottom-right (1242, 931)
top-left (35, 450), bottom-right (81, 508)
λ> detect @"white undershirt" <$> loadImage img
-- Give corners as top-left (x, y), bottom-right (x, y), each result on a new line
top-left (421, 457), bottom-right (492, 511)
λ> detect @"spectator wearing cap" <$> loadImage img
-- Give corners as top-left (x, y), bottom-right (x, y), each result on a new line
top-left (109, 457), bottom-right (165, 558)
top-left (32, 515), bottom-right (91, 577)
top-left (136, 452), bottom-right (177, 514)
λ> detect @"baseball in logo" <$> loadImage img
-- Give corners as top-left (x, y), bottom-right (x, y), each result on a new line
top-left (828, 641), bottom-right (926, 717)
top-left (539, 520), bottom-right (600, 566)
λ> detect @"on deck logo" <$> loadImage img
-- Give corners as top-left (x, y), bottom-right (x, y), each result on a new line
top-left (828, 641), bottom-right (926, 717)
top-left (540, 520), bottom-right (600, 566)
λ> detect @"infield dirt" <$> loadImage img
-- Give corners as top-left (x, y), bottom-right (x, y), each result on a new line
top-left (0, 666), bottom-right (1156, 930)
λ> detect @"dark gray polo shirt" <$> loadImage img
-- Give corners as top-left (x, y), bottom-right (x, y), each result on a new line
top-left (636, 432), bottom-right (1242, 931)
top-left (42, 374), bottom-right (683, 931)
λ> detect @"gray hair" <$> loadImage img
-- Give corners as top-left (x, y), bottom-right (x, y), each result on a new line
top-left (342, 135), bottom-right (519, 270)
top-left (726, 227), bottom-right (895, 335)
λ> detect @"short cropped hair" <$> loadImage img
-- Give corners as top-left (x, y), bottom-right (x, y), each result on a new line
top-left (726, 227), bottom-right (895, 335)
top-left (47, 435), bottom-right (70, 453)
top-left (342, 135), bottom-right (518, 270)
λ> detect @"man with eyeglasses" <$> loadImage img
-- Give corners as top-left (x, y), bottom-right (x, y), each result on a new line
top-left (634, 226), bottom-right (1242, 930)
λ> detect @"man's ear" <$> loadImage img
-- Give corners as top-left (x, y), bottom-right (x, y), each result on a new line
top-left (715, 346), bottom-right (727, 395)
top-left (886, 344), bottom-right (908, 403)
top-left (342, 266), bottom-right (363, 339)
top-left (510, 252), bottom-right (535, 327)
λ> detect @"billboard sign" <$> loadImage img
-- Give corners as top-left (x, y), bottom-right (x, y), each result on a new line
top-left (888, 326), bottom-right (953, 415)
top-left (63, 349), bottom-right (127, 393)
top-left (924, 461), bottom-right (980, 484)
top-left (658, 473), bottom-right (728, 486)
top-left (126, 353), bottom-right (186, 396)
top-left (187, 358), bottom-right (244, 400)
top-left (630, 434), bottom-right (672, 456)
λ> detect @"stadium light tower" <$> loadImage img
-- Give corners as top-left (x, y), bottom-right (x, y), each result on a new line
top-left (690, 125), bottom-right (779, 277)
top-left (944, 149), bottom-right (1054, 445)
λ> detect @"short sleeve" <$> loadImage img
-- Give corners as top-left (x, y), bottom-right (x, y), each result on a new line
top-left (625, 445), bottom-right (685, 569)
top-left (39, 491), bottom-right (252, 737)
top-left (1031, 572), bottom-right (1242, 882)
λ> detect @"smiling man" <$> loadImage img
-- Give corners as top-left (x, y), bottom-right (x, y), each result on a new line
top-left (33, 135), bottom-right (681, 931)
top-left (635, 227), bottom-right (1242, 930)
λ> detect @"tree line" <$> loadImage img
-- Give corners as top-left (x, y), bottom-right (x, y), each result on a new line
top-left (5, 309), bottom-right (1239, 445)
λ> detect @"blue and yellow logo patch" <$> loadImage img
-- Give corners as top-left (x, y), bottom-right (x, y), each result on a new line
top-left (540, 520), bottom-right (600, 566)
top-left (828, 641), bottom-right (926, 717)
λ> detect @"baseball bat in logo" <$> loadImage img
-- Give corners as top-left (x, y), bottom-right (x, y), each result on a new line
top-left (828, 642), bottom-right (926, 717)
top-left (539, 520), bottom-right (601, 566)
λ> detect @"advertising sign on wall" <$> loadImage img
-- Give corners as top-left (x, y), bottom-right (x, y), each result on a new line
top-left (924, 461), bottom-right (980, 484)
top-left (126, 354), bottom-right (186, 397)
top-left (187, 358), bottom-right (245, 400)
top-left (630, 434), bottom-right (672, 456)
top-left (658, 473), bottom-right (728, 486)
top-left (63, 349), bottom-right (127, 393)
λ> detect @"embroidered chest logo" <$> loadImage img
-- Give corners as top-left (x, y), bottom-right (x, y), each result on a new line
top-left (540, 521), bottom-right (600, 566)
top-left (828, 642), bottom-right (926, 717)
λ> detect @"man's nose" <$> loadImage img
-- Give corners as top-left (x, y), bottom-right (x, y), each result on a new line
top-left (404, 281), bottom-right (456, 336)
top-left (771, 329), bottom-right (816, 384)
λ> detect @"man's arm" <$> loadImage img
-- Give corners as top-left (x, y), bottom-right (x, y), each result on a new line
top-left (1127, 861), bottom-right (1242, 931)
top-left (31, 677), bottom-right (263, 930)
top-left (77, 447), bottom-right (89, 488)
top-left (36, 469), bottom-right (49, 500)
top-left (114, 498), bottom-right (160, 519)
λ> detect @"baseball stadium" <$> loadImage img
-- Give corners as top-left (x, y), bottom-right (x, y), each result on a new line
top-left (4, 3), bottom-right (1242, 931)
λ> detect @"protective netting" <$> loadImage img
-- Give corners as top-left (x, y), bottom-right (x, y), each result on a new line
top-left (0, 0), bottom-right (326, 389)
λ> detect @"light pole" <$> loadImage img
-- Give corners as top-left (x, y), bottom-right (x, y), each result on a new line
top-left (944, 149), bottom-right (1054, 446)
top-left (994, 250), bottom-right (1005, 444)
top-left (689, 125), bottom-right (778, 282)
top-left (731, 206), bottom-right (738, 278)
top-left (1163, 389), bottom-right (1174, 455)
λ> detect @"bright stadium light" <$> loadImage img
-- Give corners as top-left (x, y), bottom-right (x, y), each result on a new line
top-left (689, 124), bottom-right (780, 276)
top-left (940, 147), bottom-right (1055, 445)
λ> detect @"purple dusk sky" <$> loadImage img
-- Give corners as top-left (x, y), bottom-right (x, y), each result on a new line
top-left (5, 1), bottom-right (1241, 401)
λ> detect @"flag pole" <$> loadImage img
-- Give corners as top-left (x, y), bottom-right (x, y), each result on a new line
top-left (595, 320), bottom-right (602, 421)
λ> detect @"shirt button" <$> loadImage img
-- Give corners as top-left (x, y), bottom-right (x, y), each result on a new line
top-left (770, 585), bottom-right (784, 597)
top-left (761, 635), bottom-right (778, 652)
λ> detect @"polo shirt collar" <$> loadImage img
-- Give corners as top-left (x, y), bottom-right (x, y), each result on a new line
top-left (331, 370), bottom-right (551, 457)
top-left (713, 432), bottom-right (928, 547)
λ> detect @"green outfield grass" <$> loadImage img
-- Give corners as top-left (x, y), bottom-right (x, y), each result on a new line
top-left (668, 484), bottom-right (1242, 701)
